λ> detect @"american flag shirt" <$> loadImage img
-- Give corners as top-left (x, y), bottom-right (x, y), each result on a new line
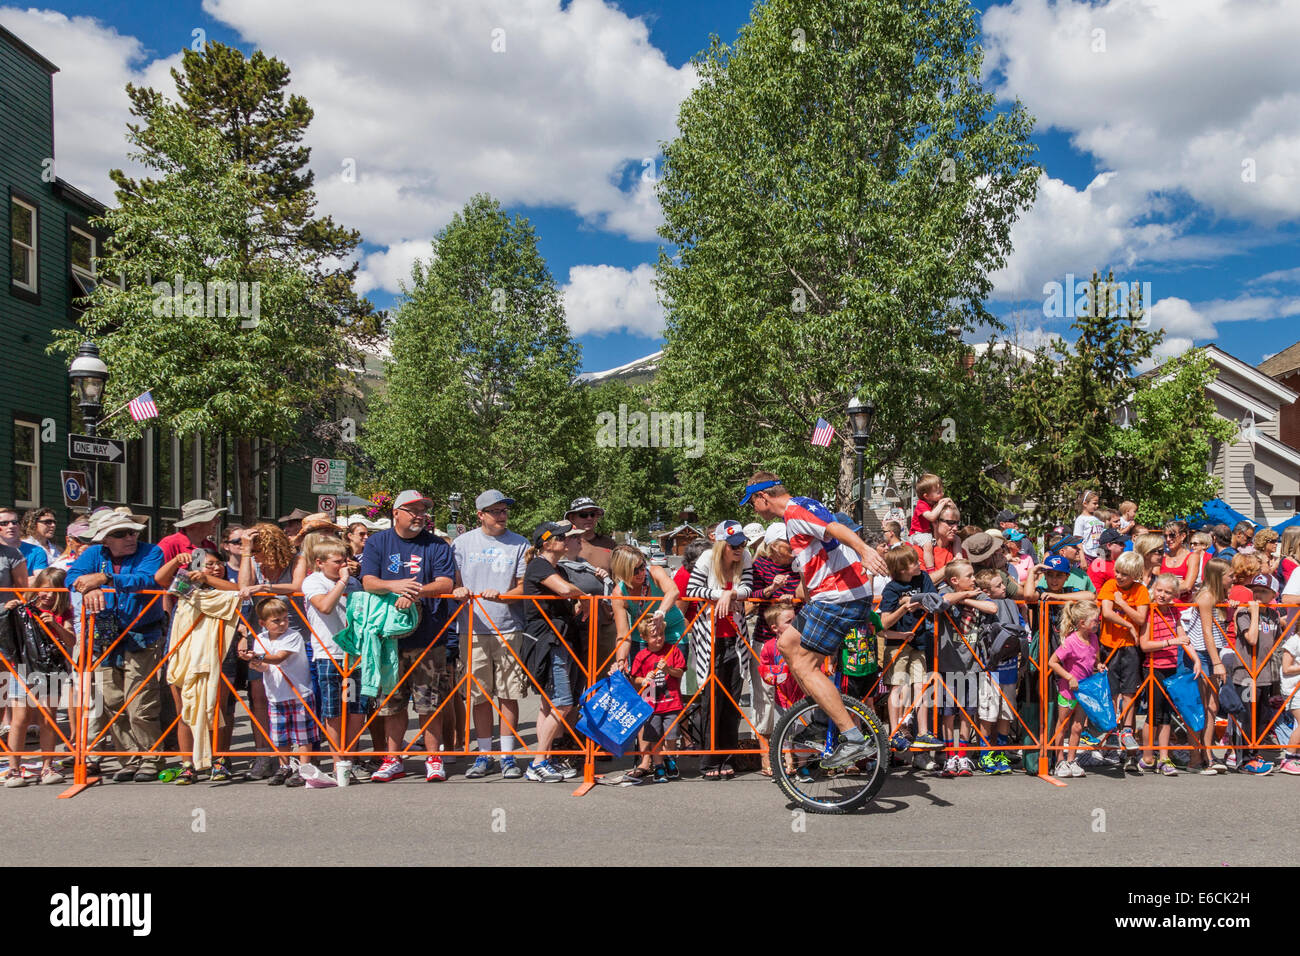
top-left (782, 496), bottom-right (871, 605)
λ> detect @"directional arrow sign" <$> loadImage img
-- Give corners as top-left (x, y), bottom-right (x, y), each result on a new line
top-left (68, 434), bottom-right (126, 464)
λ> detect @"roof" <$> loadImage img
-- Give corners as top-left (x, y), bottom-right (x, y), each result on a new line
top-left (658, 523), bottom-right (703, 539)
top-left (1204, 345), bottom-right (1299, 406)
top-left (1259, 341), bottom-right (1300, 379)
top-left (0, 23), bottom-right (59, 74)
top-left (54, 178), bottom-right (107, 216)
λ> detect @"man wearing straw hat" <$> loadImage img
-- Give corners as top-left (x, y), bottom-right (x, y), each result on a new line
top-left (66, 511), bottom-right (167, 782)
top-left (158, 499), bottom-right (227, 564)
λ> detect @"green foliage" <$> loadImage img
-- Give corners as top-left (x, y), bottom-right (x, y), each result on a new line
top-left (655, 0), bottom-right (1039, 512)
top-left (996, 271), bottom-right (1232, 529)
top-left (587, 379), bottom-right (681, 534)
top-left (362, 195), bottom-right (589, 530)
top-left (48, 104), bottom-right (352, 450)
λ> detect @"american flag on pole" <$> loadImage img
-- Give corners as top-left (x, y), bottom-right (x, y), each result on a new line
top-left (810, 417), bottom-right (835, 447)
top-left (127, 391), bottom-right (159, 422)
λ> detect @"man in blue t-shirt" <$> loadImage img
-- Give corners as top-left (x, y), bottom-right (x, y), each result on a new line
top-left (359, 490), bottom-right (456, 782)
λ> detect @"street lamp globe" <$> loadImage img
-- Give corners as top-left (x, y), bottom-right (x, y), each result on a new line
top-left (69, 341), bottom-right (108, 435)
top-left (847, 395), bottom-right (876, 444)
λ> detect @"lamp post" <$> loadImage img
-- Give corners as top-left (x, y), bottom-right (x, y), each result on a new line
top-left (847, 394), bottom-right (877, 527)
top-left (69, 341), bottom-right (109, 505)
top-left (448, 492), bottom-right (463, 538)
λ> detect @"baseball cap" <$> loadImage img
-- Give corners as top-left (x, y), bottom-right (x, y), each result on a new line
top-left (565, 497), bottom-right (604, 520)
top-left (996, 509), bottom-right (1017, 524)
top-left (1048, 534), bottom-right (1082, 552)
top-left (475, 489), bottom-right (515, 511)
top-left (393, 490), bottom-right (432, 512)
top-left (742, 522), bottom-right (765, 546)
top-left (1099, 528), bottom-right (1126, 547)
top-left (832, 511), bottom-right (862, 534)
top-left (763, 522), bottom-right (788, 547)
top-left (712, 521), bottom-right (748, 546)
top-left (1249, 574), bottom-right (1277, 592)
top-left (1040, 555), bottom-right (1071, 574)
top-left (532, 522), bottom-right (567, 547)
top-left (1004, 529), bottom-right (1026, 542)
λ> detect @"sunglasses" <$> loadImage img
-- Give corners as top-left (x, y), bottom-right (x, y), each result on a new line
top-left (37, 518), bottom-right (56, 525)
top-left (483, 508), bottom-right (510, 517)
top-left (107, 529), bottom-right (139, 539)
top-left (0, 519), bottom-right (18, 526)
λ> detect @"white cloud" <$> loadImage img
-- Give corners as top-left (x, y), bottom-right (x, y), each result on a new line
top-left (1249, 266), bottom-right (1300, 286)
top-left (0, 7), bottom-right (180, 201)
top-left (561, 262), bottom-right (662, 337)
top-left (354, 240), bottom-right (434, 297)
top-left (1147, 293), bottom-right (1300, 360)
top-left (983, 0), bottom-right (1300, 301)
top-left (201, 0), bottom-right (695, 259)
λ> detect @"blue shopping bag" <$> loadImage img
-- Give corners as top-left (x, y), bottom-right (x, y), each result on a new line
top-left (1074, 672), bottom-right (1117, 732)
top-left (577, 671), bottom-right (653, 756)
top-left (1162, 670), bottom-right (1206, 733)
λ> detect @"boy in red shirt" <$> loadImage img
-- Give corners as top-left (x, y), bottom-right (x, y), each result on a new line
top-left (1097, 551), bottom-right (1150, 768)
top-left (627, 620), bottom-right (687, 784)
top-left (1087, 528), bottom-right (1127, 590)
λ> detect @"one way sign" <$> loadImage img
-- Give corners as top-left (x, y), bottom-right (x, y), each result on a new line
top-left (68, 434), bottom-right (126, 464)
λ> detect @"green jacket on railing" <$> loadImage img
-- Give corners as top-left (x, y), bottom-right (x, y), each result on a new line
top-left (333, 591), bottom-right (421, 700)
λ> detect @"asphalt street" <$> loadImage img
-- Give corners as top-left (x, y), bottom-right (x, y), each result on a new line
top-left (5, 759), bottom-right (1291, 866)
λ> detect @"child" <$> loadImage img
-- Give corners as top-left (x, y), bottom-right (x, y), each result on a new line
top-left (1277, 624), bottom-right (1300, 774)
top-left (1184, 557), bottom-right (1233, 773)
top-left (1097, 552), bottom-right (1150, 768)
top-left (882, 521), bottom-right (904, 550)
top-left (3, 568), bottom-right (74, 787)
top-left (1189, 532), bottom-right (1213, 588)
top-left (1097, 507), bottom-right (1118, 531)
top-left (935, 560), bottom-right (997, 776)
top-left (1227, 574), bottom-right (1284, 775)
top-left (302, 539), bottom-right (368, 784)
top-left (758, 602), bottom-right (814, 780)
top-left (1033, 554), bottom-right (1091, 650)
top-left (1047, 600), bottom-right (1102, 777)
top-left (908, 474), bottom-right (954, 570)
top-left (1087, 528), bottom-right (1127, 591)
top-left (240, 598), bottom-right (316, 786)
top-left (1118, 501), bottom-right (1138, 534)
top-left (1073, 490), bottom-right (1105, 562)
top-left (627, 618), bottom-right (687, 784)
top-left (1138, 574), bottom-right (1202, 775)
top-left (878, 545), bottom-right (943, 752)
top-left (1132, 533), bottom-right (1166, 587)
top-left (973, 568), bottom-right (1023, 773)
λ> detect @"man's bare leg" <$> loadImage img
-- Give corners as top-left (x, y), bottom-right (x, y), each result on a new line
top-left (777, 625), bottom-right (853, 732)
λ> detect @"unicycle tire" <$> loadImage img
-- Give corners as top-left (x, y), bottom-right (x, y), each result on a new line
top-left (770, 694), bottom-right (888, 814)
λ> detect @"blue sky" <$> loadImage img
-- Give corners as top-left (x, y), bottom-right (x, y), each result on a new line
top-left (6, 0), bottom-right (1299, 373)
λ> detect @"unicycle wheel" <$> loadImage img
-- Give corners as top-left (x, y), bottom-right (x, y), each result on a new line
top-left (770, 694), bottom-right (888, 814)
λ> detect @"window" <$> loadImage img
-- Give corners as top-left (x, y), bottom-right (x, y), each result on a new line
top-left (13, 420), bottom-right (39, 508)
top-left (95, 459), bottom-right (124, 504)
top-left (70, 225), bottom-right (96, 298)
top-left (127, 432), bottom-right (152, 506)
top-left (157, 428), bottom-right (176, 509)
top-left (11, 197), bottom-right (37, 293)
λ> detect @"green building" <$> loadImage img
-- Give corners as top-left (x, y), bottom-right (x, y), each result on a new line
top-left (2, 24), bottom-right (313, 534)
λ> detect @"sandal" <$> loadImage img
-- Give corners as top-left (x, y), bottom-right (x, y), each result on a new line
top-left (719, 766), bottom-right (736, 779)
top-left (625, 767), bottom-right (652, 782)
top-left (702, 768), bottom-right (723, 780)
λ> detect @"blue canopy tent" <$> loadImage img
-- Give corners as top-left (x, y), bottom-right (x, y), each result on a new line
top-left (1273, 514), bottom-right (1300, 533)
top-left (1184, 498), bottom-right (1254, 530)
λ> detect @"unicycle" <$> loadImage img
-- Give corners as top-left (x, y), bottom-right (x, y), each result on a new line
top-left (770, 693), bottom-right (888, 814)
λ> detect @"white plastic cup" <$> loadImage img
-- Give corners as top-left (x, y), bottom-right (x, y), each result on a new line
top-left (335, 759), bottom-right (352, 787)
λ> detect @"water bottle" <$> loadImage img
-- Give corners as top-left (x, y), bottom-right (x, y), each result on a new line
top-left (157, 767), bottom-right (180, 782)
top-left (335, 759), bottom-right (352, 787)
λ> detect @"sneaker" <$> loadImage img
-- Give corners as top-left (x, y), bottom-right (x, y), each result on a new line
top-left (209, 758), bottom-right (231, 783)
top-left (956, 756), bottom-right (975, 777)
top-left (133, 767), bottom-right (158, 783)
top-left (821, 734), bottom-right (873, 769)
top-left (268, 766), bottom-right (289, 786)
top-left (795, 765), bottom-right (815, 783)
top-left (1225, 751), bottom-right (1238, 771)
top-left (1134, 758), bottom-right (1154, 774)
top-left (525, 760), bottom-right (563, 783)
top-left (654, 765), bottom-right (667, 783)
top-left (465, 755), bottom-right (498, 779)
top-left (284, 769), bottom-right (306, 788)
top-left (1080, 730), bottom-right (1102, 747)
top-left (500, 755), bottom-right (524, 779)
top-left (994, 753), bottom-right (1014, 774)
top-left (425, 757), bottom-right (446, 782)
top-left (978, 753), bottom-right (1002, 774)
top-left (39, 768), bottom-right (65, 785)
top-left (552, 758), bottom-right (579, 780)
top-left (1169, 750), bottom-right (1190, 768)
top-left (1075, 750), bottom-right (1103, 769)
top-left (1278, 757), bottom-right (1300, 775)
top-left (174, 763), bottom-right (196, 786)
top-left (350, 762), bottom-right (374, 783)
top-left (370, 757), bottom-right (407, 782)
top-left (1069, 761), bottom-right (1086, 777)
top-left (664, 757), bottom-right (680, 780)
top-left (941, 756), bottom-right (960, 777)
top-left (4, 767), bottom-right (27, 789)
top-left (357, 757), bottom-right (384, 774)
top-left (1159, 759), bottom-right (1178, 776)
top-left (1053, 759), bottom-right (1073, 778)
top-left (1239, 757), bottom-right (1275, 775)
top-left (889, 731), bottom-right (912, 752)
top-left (913, 733), bottom-right (943, 749)
top-left (246, 756), bottom-right (275, 781)
top-left (1119, 728), bottom-right (1140, 752)
top-left (1101, 750), bottom-right (1123, 767)
top-left (913, 752), bottom-right (941, 772)
top-left (113, 765), bottom-right (138, 783)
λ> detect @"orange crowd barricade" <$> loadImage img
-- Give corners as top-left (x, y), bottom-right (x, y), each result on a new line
top-left (18, 583), bottom-right (1300, 799)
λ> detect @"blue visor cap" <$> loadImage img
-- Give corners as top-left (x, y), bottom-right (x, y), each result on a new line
top-left (739, 479), bottom-right (781, 506)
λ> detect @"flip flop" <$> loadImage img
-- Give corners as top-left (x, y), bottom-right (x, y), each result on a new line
top-left (759, 767), bottom-right (774, 777)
